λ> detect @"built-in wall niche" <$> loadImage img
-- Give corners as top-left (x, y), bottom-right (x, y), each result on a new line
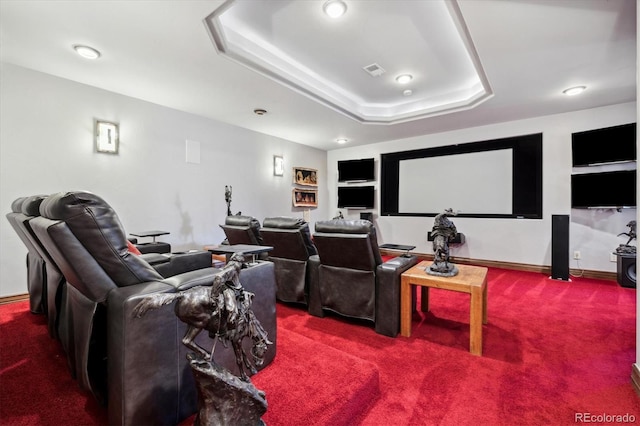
top-left (380, 133), bottom-right (543, 218)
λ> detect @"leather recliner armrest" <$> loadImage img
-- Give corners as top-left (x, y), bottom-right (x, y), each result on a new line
top-left (375, 255), bottom-right (419, 337)
top-left (151, 250), bottom-right (213, 278)
top-left (161, 266), bottom-right (221, 292)
top-left (107, 280), bottom-right (186, 425)
top-left (140, 252), bottom-right (170, 266)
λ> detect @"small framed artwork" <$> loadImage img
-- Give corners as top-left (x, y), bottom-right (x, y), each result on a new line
top-left (95, 120), bottom-right (119, 154)
top-left (293, 188), bottom-right (318, 208)
top-left (293, 167), bottom-right (318, 186)
top-left (274, 155), bottom-right (284, 176)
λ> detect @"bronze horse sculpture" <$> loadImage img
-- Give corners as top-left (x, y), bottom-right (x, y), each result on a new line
top-left (132, 253), bottom-right (272, 381)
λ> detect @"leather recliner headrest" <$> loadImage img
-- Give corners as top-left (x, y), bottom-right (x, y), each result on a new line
top-left (10, 197), bottom-right (27, 213)
top-left (39, 190), bottom-right (163, 286)
top-left (225, 215), bottom-right (260, 228)
top-left (314, 219), bottom-right (373, 234)
top-left (224, 215), bottom-right (264, 245)
top-left (262, 216), bottom-right (306, 229)
top-left (39, 190), bottom-right (124, 232)
top-left (262, 216), bottom-right (317, 257)
top-left (314, 219), bottom-right (381, 265)
top-left (21, 195), bottom-right (47, 217)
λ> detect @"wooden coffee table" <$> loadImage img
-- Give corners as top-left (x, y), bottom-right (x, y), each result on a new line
top-left (400, 261), bottom-right (488, 355)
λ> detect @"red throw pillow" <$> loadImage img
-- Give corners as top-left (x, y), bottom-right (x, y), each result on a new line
top-left (127, 240), bottom-right (142, 255)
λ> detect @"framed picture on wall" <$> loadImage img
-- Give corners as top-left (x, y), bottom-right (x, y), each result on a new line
top-left (293, 167), bottom-right (318, 187)
top-left (292, 188), bottom-right (318, 208)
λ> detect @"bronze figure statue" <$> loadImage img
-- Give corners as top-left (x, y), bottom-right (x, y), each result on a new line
top-left (225, 185), bottom-right (232, 217)
top-left (133, 253), bottom-right (271, 425)
top-left (427, 208), bottom-right (459, 277)
top-left (618, 220), bottom-right (636, 246)
top-left (616, 220), bottom-right (637, 255)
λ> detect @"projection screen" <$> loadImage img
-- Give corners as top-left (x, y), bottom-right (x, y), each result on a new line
top-left (398, 149), bottom-right (513, 214)
top-left (380, 133), bottom-right (542, 219)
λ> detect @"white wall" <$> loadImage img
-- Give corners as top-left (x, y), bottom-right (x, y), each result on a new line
top-left (328, 102), bottom-right (637, 273)
top-left (0, 63), bottom-right (328, 298)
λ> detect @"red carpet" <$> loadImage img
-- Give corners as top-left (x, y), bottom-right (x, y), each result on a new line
top-left (252, 329), bottom-right (380, 426)
top-left (1, 267), bottom-right (639, 425)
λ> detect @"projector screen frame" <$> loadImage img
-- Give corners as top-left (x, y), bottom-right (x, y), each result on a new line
top-left (380, 133), bottom-right (543, 219)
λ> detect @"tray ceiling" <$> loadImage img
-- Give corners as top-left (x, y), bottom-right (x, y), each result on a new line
top-left (205, 0), bottom-right (493, 124)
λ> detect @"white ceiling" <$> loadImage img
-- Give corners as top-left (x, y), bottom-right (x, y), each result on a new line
top-left (0, 0), bottom-right (636, 151)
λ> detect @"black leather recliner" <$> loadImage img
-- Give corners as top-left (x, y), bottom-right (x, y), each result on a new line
top-left (11, 195), bottom-right (68, 341)
top-left (308, 219), bottom-right (418, 337)
top-left (220, 215), bottom-right (268, 260)
top-left (8, 195), bottom-right (214, 342)
top-left (220, 215), bottom-right (264, 245)
top-left (259, 216), bottom-right (317, 305)
top-left (28, 191), bottom-right (277, 426)
top-left (6, 196), bottom-right (48, 315)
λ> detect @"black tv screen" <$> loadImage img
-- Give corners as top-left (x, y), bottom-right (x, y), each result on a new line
top-left (572, 123), bottom-right (636, 167)
top-left (571, 170), bottom-right (636, 208)
top-left (338, 186), bottom-right (375, 209)
top-left (338, 158), bottom-right (375, 182)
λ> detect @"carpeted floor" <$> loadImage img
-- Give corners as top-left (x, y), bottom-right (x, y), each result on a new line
top-left (1, 267), bottom-right (639, 425)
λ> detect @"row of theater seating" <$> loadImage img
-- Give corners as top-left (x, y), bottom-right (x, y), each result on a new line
top-left (6, 191), bottom-right (277, 426)
top-left (220, 214), bottom-right (419, 337)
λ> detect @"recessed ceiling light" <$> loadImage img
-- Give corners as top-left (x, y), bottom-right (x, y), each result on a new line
top-left (73, 45), bottom-right (101, 60)
top-left (403, 89), bottom-right (413, 96)
top-left (395, 74), bottom-right (413, 84)
top-left (323, 0), bottom-right (347, 18)
top-left (253, 108), bottom-right (267, 115)
top-left (563, 86), bottom-right (586, 96)
top-left (336, 138), bottom-right (348, 144)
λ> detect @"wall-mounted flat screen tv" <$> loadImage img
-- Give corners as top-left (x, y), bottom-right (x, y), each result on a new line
top-left (571, 170), bottom-right (636, 209)
top-left (338, 158), bottom-right (375, 182)
top-left (337, 186), bottom-right (375, 209)
top-left (572, 123), bottom-right (636, 167)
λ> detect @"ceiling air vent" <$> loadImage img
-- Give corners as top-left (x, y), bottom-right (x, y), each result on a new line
top-left (363, 63), bottom-right (386, 77)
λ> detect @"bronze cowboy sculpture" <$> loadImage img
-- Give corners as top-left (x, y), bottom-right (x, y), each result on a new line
top-left (428, 208), bottom-right (459, 277)
top-left (133, 253), bottom-right (271, 425)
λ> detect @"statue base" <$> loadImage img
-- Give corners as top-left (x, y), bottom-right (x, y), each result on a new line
top-left (616, 244), bottom-right (636, 255)
top-left (188, 353), bottom-right (267, 426)
top-left (426, 262), bottom-right (459, 277)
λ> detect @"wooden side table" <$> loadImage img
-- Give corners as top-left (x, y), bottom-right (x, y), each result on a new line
top-left (400, 261), bottom-right (488, 356)
top-left (204, 244), bottom-right (273, 265)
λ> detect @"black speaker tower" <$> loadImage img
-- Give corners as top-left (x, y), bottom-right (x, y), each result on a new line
top-left (551, 214), bottom-right (570, 281)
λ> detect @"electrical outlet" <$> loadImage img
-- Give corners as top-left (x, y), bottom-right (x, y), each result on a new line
top-left (573, 251), bottom-right (581, 260)
top-left (610, 253), bottom-right (618, 262)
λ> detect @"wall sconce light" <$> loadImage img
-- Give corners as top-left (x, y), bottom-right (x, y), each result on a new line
top-left (95, 120), bottom-right (119, 154)
top-left (274, 155), bottom-right (284, 176)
